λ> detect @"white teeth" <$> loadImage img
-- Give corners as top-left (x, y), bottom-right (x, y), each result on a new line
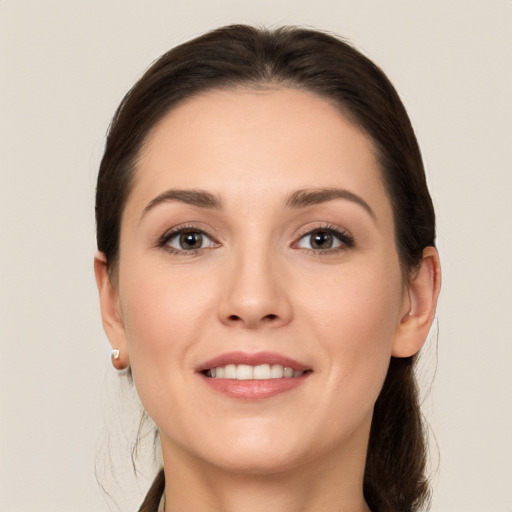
top-left (236, 364), bottom-right (253, 380)
top-left (206, 363), bottom-right (305, 380)
top-left (253, 364), bottom-right (270, 380)
top-left (270, 364), bottom-right (284, 378)
top-left (224, 364), bottom-right (237, 379)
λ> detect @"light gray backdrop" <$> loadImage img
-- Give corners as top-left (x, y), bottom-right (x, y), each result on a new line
top-left (1, 1), bottom-right (511, 511)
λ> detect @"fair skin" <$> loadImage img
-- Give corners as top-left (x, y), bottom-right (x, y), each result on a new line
top-left (95, 88), bottom-right (440, 512)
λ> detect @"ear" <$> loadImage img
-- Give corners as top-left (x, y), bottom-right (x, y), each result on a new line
top-left (392, 246), bottom-right (441, 358)
top-left (94, 251), bottom-right (129, 370)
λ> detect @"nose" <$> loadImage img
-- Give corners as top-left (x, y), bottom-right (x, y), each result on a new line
top-left (217, 246), bottom-right (293, 329)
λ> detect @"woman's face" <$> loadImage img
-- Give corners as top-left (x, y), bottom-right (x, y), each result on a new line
top-left (110, 88), bottom-right (412, 473)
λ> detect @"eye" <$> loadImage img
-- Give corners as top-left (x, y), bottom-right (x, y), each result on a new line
top-left (295, 227), bottom-right (354, 252)
top-left (162, 228), bottom-right (217, 253)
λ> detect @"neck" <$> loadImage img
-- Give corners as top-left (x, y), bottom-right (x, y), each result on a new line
top-left (161, 436), bottom-right (371, 512)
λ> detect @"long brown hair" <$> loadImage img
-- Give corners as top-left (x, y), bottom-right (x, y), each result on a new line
top-left (96, 25), bottom-right (436, 511)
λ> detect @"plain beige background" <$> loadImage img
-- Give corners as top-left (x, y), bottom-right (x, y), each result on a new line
top-left (1, 1), bottom-right (511, 511)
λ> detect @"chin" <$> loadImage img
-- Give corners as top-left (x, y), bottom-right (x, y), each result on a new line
top-left (196, 422), bottom-right (331, 476)
top-left (161, 420), bottom-right (307, 476)
top-left (203, 445), bottom-right (306, 476)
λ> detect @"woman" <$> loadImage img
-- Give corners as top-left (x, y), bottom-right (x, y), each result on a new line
top-left (94, 25), bottom-right (441, 512)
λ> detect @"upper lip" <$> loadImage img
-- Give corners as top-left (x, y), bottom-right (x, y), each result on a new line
top-left (197, 351), bottom-right (311, 372)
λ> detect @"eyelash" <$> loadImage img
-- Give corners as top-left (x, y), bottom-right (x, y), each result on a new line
top-left (293, 224), bottom-right (355, 255)
top-left (157, 225), bottom-right (219, 255)
top-left (157, 223), bottom-right (355, 256)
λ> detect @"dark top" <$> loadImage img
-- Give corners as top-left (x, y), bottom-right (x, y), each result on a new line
top-left (138, 469), bottom-right (165, 512)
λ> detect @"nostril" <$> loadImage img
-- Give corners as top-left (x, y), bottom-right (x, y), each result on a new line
top-left (226, 313), bottom-right (278, 323)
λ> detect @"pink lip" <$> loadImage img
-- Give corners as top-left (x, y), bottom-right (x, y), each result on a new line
top-left (197, 351), bottom-right (311, 372)
top-left (197, 351), bottom-right (312, 400)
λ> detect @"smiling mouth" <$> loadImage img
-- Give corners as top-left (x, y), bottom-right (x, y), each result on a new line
top-left (198, 352), bottom-right (312, 399)
top-left (197, 352), bottom-right (312, 400)
top-left (202, 364), bottom-right (309, 380)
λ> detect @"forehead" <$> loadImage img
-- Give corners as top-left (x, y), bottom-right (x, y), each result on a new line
top-left (128, 87), bottom-right (392, 223)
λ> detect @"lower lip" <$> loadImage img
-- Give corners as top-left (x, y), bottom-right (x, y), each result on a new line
top-left (199, 373), bottom-right (310, 400)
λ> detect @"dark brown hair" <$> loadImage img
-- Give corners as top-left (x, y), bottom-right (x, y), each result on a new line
top-left (96, 25), bottom-right (436, 511)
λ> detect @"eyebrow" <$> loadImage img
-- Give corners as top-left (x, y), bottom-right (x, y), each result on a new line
top-left (285, 187), bottom-right (375, 219)
top-left (141, 186), bottom-right (375, 220)
top-left (141, 189), bottom-right (222, 219)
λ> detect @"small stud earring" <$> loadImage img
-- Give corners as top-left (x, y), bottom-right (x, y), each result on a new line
top-left (110, 348), bottom-right (128, 371)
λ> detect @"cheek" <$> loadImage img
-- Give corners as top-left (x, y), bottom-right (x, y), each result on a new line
top-left (303, 256), bottom-right (402, 331)
top-left (123, 271), bottom-right (206, 338)
top-left (116, 276), bottom-right (195, 431)
top-left (117, 262), bottom-right (215, 393)
top-left (300, 260), bottom-right (404, 404)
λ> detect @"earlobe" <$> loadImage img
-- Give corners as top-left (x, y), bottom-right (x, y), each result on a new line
top-left (392, 246), bottom-right (441, 358)
top-left (94, 252), bottom-right (130, 369)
